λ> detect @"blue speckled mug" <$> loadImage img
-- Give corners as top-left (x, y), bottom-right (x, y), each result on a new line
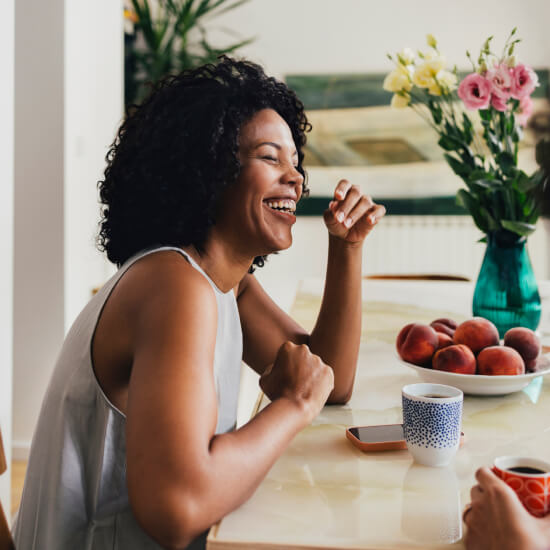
top-left (402, 383), bottom-right (463, 467)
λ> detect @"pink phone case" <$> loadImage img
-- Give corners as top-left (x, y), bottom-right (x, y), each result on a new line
top-left (346, 424), bottom-right (465, 452)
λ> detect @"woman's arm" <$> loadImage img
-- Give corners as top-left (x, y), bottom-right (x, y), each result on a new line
top-left (309, 180), bottom-right (385, 402)
top-left (238, 180), bottom-right (385, 404)
top-left (125, 260), bottom-right (333, 550)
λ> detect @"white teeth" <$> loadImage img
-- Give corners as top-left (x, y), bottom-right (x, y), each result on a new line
top-left (265, 199), bottom-right (297, 213)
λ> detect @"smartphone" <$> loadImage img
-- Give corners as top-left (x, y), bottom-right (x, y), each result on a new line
top-left (346, 424), bottom-right (465, 452)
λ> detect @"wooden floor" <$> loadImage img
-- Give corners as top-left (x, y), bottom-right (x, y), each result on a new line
top-left (11, 460), bottom-right (26, 518)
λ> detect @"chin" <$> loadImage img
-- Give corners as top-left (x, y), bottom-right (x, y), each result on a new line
top-left (266, 232), bottom-right (293, 253)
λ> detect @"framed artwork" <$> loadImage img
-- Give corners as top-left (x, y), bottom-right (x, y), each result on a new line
top-left (287, 70), bottom-right (550, 216)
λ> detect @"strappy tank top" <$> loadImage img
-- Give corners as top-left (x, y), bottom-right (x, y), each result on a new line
top-left (12, 246), bottom-right (243, 549)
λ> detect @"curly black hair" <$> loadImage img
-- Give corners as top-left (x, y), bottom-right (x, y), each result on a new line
top-left (97, 56), bottom-right (311, 268)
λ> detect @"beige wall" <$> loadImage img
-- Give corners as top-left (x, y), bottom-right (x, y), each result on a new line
top-left (13, 0), bottom-right (66, 460)
top-left (0, 0), bottom-right (14, 515)
top-left (213, 0), bottom-right (550, 77)
top-left (13, 0), bottom-right (123, 459)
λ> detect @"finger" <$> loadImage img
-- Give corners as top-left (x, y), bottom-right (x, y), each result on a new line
top-left (345, 201), bottom-right (386, 233)
top-left (368, 203), bottom-right (386, 225)
top-left (470, 484), bottom-right (483, 504)
top-left (343, 196), bottom-right (372, 229)
top-left (462, 503), bottom-right (473, 524)
top-left (475, 466), bottom-right (501, 489)
top-left (333, 179), bottom-right (351, 201)
top-left (333, 186), bottom-right (364, 225)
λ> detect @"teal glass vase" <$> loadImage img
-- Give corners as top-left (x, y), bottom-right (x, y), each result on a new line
top-left (472, 232), bottom-right (541, 337)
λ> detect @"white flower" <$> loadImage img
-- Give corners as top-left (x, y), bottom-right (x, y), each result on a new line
top-left (383, 69), bottom-right (412, 93)
top-left (398, 47), bottom-right (415, 66)
top-left (413, 56), bottom-right (447, 89)
top-left (430, 69), bottom-right (457, 95)
top-left (391, 92), bottom-right (410, 109)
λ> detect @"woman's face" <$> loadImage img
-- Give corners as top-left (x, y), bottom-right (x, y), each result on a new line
top-left (216, 108), bottom-right (304, 256)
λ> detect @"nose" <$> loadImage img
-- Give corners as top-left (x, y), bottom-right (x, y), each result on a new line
top-left (283, 162), bottom-right (304, 191)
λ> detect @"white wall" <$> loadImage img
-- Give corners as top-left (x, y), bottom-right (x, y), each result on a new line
top-left (13, 0), bottom-right (123, 459)
top-left (65, 0), bottom-right (122, 330)
top-left (13, 0), bottom-right (66, 459)
top-left (214, 0), bottom-right (550, 77)
top-left (0, 0), bottom-right (14, 516)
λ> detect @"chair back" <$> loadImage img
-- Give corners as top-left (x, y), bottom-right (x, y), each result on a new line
top-left (0, 428), bottom-right (15, 550)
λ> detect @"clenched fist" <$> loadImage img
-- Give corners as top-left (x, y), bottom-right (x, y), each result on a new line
top-left (260, 341), bottom-right (334, 424)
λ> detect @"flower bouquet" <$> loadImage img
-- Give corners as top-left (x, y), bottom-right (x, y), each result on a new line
top-left (383, 30), bottom-right (547, 334)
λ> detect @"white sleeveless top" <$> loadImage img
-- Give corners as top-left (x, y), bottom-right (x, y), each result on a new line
top-left (12, 246), bottom-right (243, 550)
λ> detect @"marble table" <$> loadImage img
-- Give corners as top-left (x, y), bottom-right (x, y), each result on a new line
top-left (207, 278), bottom-right (550, 549)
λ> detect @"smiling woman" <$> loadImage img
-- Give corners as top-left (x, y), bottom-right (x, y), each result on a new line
top-left (12, 57), bottom-right (385, 550)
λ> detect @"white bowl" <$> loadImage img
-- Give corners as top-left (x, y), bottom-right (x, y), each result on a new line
top-left (399, 355), bottom-right (550, 396)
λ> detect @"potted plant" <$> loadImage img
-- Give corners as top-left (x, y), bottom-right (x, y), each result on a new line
top-left (383, 30), bottom-right (548, 335)
top-left (125, 0), bottom-right (253, 106)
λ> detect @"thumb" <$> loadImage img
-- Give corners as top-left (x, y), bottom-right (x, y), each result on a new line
top-left (259, 363), bottom-right (274, 387)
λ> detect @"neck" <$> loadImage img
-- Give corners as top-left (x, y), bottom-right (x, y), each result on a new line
top-left (183, 233), bottom-right (255, 293)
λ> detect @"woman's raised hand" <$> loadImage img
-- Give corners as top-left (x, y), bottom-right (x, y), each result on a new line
top-left (259, 341), bottom-right (334, 424)
top-left (324, 179), bottom-right (386, 244)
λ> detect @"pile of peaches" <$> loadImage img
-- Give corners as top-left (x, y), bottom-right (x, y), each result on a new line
top-left (396, 317), bottom-right (541, 376)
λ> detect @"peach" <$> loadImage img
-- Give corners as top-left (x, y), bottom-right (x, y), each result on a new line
top-left (525, 359), bottom-right (538, 373)
top-left (503, 327), bottom-right (541, 368)
top-left (477, 346), bottom-right (525, 376)
top-left (431, 322), bottom-right (455, 337)
top-left (433, 344), bottom-right (476, 374)
top-left (431, 318), bottom-right (458, 333)
top-left (396, 323), bottom-right (438, 366)
top-left (437, 332), bottom-right (454, 350)
top-left (454, 317), bottom-right (499, 354)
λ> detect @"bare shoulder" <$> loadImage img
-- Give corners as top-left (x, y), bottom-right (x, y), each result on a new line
top-left (120, 250), bottom-right (217, 320)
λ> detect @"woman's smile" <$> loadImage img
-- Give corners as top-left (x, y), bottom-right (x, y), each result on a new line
top-left (216, 108), bottom-right (304, 254)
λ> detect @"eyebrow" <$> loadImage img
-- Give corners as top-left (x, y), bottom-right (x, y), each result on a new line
top-left (255, 141), bottom-right (298, 156)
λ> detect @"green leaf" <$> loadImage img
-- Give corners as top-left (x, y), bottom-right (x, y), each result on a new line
top-left (462, 113), bottom-right (474, 144)
top-left (484, 130), bottom-right (502, 155)
top-left (479, 205), bottom-right (499, 231)
top-left (428, 100), bottom-right (442, 125)
top-left (496, 151), bottom-right (516, 176)
top-left (444, 153), bottom-right (471, 179)
top-left (456, 189), bottom-right (489, 233)
top-left (468, 178), bottom-right (501, 191)
top-left (517, 170), bottom-right (543, 192)
top-left (438, 135), bottom-right (462, 151)
top-left (479, 109), bottom-right (492, 122)
top-left (501, 220), bottom-right (537, 236)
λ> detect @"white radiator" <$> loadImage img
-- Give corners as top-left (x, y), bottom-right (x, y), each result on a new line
top-left (364, 216), bottom-right (549, 282)
top-left (255, 216), bottom-right (550, 312)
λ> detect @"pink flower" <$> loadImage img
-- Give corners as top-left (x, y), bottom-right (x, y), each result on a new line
top-left (516, 95), bottom-right (533, 127)
top-left (458, 73), bottom-right (492, 110)
top-left (491, 94), bottom-right (508, 112)
top-left (486, 63), bottom-right (512, 100)
top-left (510, 64), bottom-right (539, 99)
